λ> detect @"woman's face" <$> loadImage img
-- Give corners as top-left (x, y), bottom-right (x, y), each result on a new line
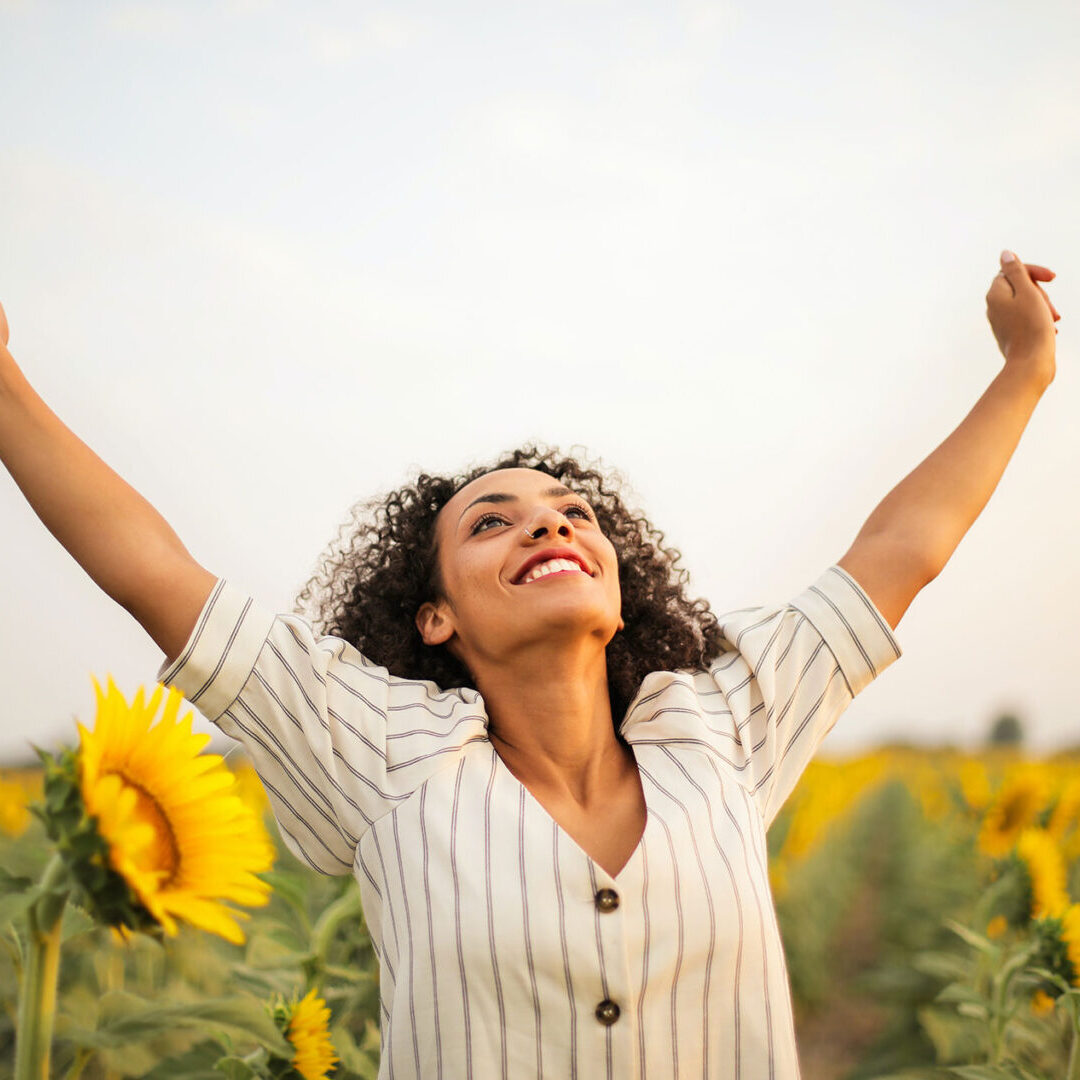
top-left (416, 468), bottom-right (623, 667)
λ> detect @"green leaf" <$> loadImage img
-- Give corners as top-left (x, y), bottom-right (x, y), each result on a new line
top-left (993, 940), bottom-right (1040, 988)
top-left (60, 903), bottom-right (96, 943)
top-left (227, 964), bottom-right (300, 998)
top-left (949, 1067), bottom-right (1028, 1080)
top-left (864, 1071), bottom-right (952, 1080)
top-left (54, 1022), bottom-right (127, 1051)
top-left (913, 950), bottom-right (973, 982)
top-left (0, 865), bottom-right (33, 895)
top-left (0, 883), bottom-right (41, 926)
top-left (137, 1039), bottom-right (229, 1079)
top-left (330, 1022), bottom-right (380, 1078)
top-left (87, 991), bottom-right (291, 1056)
top-left (260, 870), bottom-right (310, 916)
top-left (945, 919), bottom-right (999, 956)
top-left (322, 962), bottom-right (378, 985)
top-left (1026, 966), bottom-right (1072, 995)
top-left (263, 925), bottom-right (307, 951)
top-left (214, 1057), bottom-right (262, 1080)
top-left (918, 1005), bottom-right (988, 1064)
top-left (936, 983), bottom-right (987, 1008)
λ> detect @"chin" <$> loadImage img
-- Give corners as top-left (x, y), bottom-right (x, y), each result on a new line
top-left (523, 599), bottom-right (619, 637)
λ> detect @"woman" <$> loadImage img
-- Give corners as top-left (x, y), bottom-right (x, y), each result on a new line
top-left (0, 251), bottom-right (1061, 1077)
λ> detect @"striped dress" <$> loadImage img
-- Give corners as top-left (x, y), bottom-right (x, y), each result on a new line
top-left (159, 564), bottom-right (900, 1079)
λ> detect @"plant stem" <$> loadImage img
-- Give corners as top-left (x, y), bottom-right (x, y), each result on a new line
top-left (987, 940), bottom-right (1040, 1064)
top-left (989, 965), bottom-right (1009, 1063)
top-left (1066, 996), bottom-right (1080, 1080)
top-left (63, 1047), bottom-right (92, 1080)
top-left (102, 937), bottom-right (125, 1080)
top-left (308, 884), bottom-right (362, 987)
top-left (14, 855), bottom-right (69, 1080)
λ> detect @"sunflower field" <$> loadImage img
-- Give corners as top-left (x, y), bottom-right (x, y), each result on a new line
top-left (1, 684), bottom-right (1080, 1079)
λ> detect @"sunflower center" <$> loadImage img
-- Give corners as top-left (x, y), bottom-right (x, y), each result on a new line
top-left (1000, 793), bottom-right (1034, 833)
top-left (110, 772), bottom-right (181, 885)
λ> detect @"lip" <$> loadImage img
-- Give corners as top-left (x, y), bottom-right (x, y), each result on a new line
top-left (512, 547), bottom-right (593, 585)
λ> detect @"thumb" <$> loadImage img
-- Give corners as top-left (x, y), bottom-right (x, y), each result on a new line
top-left (999, 249), bottom-right (1036, 296)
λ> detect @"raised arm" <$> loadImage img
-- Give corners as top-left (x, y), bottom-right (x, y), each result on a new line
top-left (837, 250), bottom-right (1060, 630)
top-left (0, 301), bottom-right (216, 664)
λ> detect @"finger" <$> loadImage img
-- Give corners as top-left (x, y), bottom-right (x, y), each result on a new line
top-left (1000, 250), bottom-right (1039, 294)
top-left (1037, 284), bottom-right (1061, 321)
top-left (990, 270), bottom-right (1015, 299)
top-left (1024, 263), bottom-right (1056, 281)
top-left (989, 272), bottom-right (1060, 320)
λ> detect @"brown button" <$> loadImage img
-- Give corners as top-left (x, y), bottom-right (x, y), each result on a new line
top-left (595, 999), bottom-right (621, 1026)
top-left (595, 888), bottom-right (619, 913)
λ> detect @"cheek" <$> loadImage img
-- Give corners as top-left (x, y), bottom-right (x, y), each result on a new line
top-left (446, 544), bottom-right (504, 603)
top-left (598, 542), bottom-right (622, 601)
top-left (608, 566), bottom-right (623, 607)
top-left (431, 537), bottom-right (472, 615)
top-left (603, 539), bottom-right (621, 578)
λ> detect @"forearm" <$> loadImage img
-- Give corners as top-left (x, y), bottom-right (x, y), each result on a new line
top-left (848, 357), bottom-right (1051, 582)
top-left (1, 346), bottom-right (209, 635)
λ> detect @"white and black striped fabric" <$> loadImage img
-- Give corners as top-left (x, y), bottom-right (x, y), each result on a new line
top-left (159, 564), bottom-right (900, 1079)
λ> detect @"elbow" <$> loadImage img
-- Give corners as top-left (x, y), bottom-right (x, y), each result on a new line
top-left (913, 549), bottom-right (946, 590)
top-left (839, 534), bottom-right (943, 630)
top-left (910, 532), bottom-right (960, 591)
top-left (882, 529), bottom-right (952, 587)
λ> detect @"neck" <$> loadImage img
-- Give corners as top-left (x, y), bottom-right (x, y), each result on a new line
top-left (470, 638), bottom-right (628, 807)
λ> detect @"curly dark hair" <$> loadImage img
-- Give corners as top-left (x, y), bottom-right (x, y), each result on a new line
top-left (295, 445), bottom-right (727, 731)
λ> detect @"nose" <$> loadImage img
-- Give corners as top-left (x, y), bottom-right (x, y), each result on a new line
top-left (523, 505), bottom-right (574, 541)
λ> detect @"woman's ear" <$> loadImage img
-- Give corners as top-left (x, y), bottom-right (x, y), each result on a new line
top-left (416, 601), bottom-right (455, 646)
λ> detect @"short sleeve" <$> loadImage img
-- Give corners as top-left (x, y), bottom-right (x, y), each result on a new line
top-left (157, 579), bottom-right (490, 875)
top-left (707, 565), bottom-right (901, 827)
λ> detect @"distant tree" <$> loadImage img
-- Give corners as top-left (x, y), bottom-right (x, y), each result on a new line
top-left (988, 712), bottom-right (1024, 748)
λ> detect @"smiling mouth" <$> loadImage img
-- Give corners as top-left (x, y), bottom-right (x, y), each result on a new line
top-left (516, 557), bottom-right (592, 585)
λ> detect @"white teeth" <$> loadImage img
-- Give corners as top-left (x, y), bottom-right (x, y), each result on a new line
top-left (522, 558), bottom-right (585, 584)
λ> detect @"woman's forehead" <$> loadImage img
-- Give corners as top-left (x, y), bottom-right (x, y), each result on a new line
top-left (454, 467), bottom-right (557, 501)
top-left (440, 468), bottom-right (572, 528)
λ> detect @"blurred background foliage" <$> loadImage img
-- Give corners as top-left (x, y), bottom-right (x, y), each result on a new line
top-left (3, 731), bottom-right (1080, 1079)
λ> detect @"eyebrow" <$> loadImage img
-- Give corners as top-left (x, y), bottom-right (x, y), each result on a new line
top-left (458, 485), bottom-right (575, 523)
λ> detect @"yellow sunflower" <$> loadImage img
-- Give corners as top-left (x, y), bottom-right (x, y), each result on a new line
top-left (977, 771), bottom-right (1049, 857)
top-left (231, 762), bottom-right (270, 818)
top-left (287, 989), bottom-right (339, 1080)
top-left (1031, 988), bottom-right (1056, 1016)
top-left (957, 757), bottom-right (991, 813)
top-left (77, 676), bottom-right (275, 943)
top-left (0, 773), bottom-right (32, 836)
top-left (1065, 905), bottom-right (1080, 984)
top-left (1016, 828), bottom-right (1070, 920)
top-left (1033, 903), bottom-right (1080, 993)
top-left (1049, 778), bottom-right (1080, 858)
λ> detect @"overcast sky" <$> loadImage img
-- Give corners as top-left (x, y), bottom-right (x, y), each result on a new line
top-left (1, 0), bottom-right (1077, 763)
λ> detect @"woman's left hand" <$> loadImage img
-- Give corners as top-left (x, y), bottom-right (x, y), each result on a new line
top-left (986, 252), bottom-right (1059, 379)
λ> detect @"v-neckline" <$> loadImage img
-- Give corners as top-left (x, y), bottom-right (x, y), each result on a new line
top-left (489, 740), bottom-right (648, 882)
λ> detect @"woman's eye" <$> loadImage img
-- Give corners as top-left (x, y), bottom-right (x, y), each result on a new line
top-left (471, 513), bottom-right (508, 535)
top-left (564, 505), bottom-right (593, 520)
